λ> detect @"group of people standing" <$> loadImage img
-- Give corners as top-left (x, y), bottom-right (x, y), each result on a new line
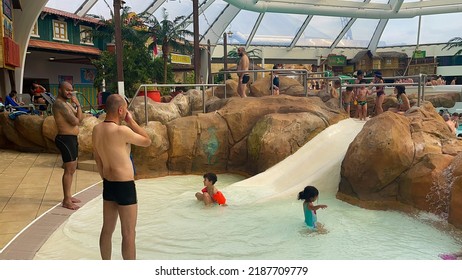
top-left (52, 81), bottom-right (151, 260)
top-left (341, 70), bottom-right (411, 120)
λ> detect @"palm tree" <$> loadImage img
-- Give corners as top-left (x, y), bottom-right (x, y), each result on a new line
top-left (443, 37), bottom-right (462, 55)
top-left (90, 6), bottom-right (163, 96)
top-left (140, 8), bottom-right (194, 83)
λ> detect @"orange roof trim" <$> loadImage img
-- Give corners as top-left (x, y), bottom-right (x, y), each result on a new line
top-left (28, 39), bottom-right (102, 56)
top-left (43, 7), bottom-right (103, 25)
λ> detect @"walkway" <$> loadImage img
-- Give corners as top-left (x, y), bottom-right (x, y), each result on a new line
top-left (0, 149), bottom-right (101, 256)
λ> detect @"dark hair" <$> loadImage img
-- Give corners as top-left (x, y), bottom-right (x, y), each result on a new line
top-left (359, 79), bottom-right (367, 84)
top-left (346, 86), bottom-right (353, 91)
top-left (8, 90), bottom-right (17, 97)
top-left (298, 186), bottom-right (319, 201)
top-left (357, 70), bottom-right (363, 76)
top-left (395, 85), bottom-right (406, 98)
top-left (203, 172), bottom-right (217, 184)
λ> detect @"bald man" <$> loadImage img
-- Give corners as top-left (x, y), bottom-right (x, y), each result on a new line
top-left (92, 94), bottom-right (151, 260)
top-left (52, 82), bottom-right (84, 210)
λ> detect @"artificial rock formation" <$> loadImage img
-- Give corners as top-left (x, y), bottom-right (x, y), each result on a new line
top-left (339, 102), bottom-right (462, 228)
top-left (1, 90), bottom-right (462, 229)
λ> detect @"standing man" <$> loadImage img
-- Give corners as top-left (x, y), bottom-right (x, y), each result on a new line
top-left (53, 81), bottom-right (84, 210)
top-left (237, 46), bottom-right (249, 98)
top-left (92, 94), bottom-right (151, 260)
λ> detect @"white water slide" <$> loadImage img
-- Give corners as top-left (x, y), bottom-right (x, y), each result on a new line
top-left (227, 118), bottom-right (366, 205)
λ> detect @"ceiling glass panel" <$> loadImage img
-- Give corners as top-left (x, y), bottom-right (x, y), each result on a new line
top-left (222, 9), bottom-right (259, 45)
top-left (250, 13), bottom-right (306, 46)
top-left (154, 1), bottom-right (193, 22)
top-left (420, 13), bottom-right (462, 45)
top-left (338, 18), bottom-right (379, 48)
top-left (296, 16), bottom-right (347, 47)
top-left (43, 0), bottom-right (462, 48)
top-left (197, 0), bottom-right (228, 37)
top-left (378, 18), bottom-right (419, 47)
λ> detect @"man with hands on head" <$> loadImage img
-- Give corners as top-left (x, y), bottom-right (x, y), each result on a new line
top-left (92, 94), bottom-right (152, 260)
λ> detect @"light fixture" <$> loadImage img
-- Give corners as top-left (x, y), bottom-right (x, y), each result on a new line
top-left (49, 57), bottom-right (55, 61)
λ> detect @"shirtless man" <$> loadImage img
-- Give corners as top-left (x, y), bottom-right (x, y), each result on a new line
top-left (53, 82), bottom-right (84, 210)
top-left (237, 47), bottom-right (249, 98)
top-left (92, 94), bottom-right (151, 260)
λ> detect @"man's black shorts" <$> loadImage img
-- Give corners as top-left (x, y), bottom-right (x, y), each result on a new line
top-left (103, 179), bottom-right (137, 205)
top-left (55, 134), bottom-right (78, 163)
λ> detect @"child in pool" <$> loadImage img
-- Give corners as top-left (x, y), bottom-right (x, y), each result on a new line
top-left (298, 186), bottom-right (327, 230)
top-left (195, 172), bottom-right (227, 206)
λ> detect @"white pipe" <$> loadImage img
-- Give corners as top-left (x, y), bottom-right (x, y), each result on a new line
top-left (224, 0), bottom-right (462, 19)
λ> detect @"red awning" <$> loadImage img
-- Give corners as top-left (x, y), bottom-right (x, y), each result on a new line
top-left (28, 39), bottom-right (101, 56)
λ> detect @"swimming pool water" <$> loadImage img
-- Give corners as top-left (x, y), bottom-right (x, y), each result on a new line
top-left (34, 174), bottom-right (462, 260)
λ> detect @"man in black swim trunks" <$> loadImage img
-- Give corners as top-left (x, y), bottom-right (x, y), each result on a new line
top-left (52, 81), bottom-right (84, 210)
top-left (92, 94), bottom-right (151, 260)
top-left (237, 46), bottom-right (249, 98)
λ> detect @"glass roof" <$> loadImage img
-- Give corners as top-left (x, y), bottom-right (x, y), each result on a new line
top-left (44, 0), bottom-right (462, 50)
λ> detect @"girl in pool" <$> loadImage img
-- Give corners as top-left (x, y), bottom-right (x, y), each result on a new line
top-left (298, 186), bottom-right (327, 230)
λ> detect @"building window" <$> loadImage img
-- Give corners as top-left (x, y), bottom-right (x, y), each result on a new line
top-left (53, 20), bottom-right (68, 41)
top-left (31, 22), bottom-right (39, 37)
top-left (80, 25), bottom-right (93, 45)
top-left (385, 59), bottom-right (392, 65)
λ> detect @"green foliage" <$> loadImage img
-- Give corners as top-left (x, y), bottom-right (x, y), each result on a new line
top-left (139, 8), bottom-right (194, 83)
top-left (443, 37), bottom-right (462, 56)
top-left (214, 69), bottom-right (231, 84)
top-left (91, 6), bottom-right (174, 97)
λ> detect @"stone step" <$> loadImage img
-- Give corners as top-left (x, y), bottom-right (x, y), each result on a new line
top-left (77, 160), bottom-right (98, 172)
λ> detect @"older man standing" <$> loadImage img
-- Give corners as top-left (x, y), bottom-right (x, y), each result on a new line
top-left (237, 46), bottom-right (249, 98)
top-left (92, 94), bottom-right (151, 260)
top-left (52, 82), bottom-right (84, 210)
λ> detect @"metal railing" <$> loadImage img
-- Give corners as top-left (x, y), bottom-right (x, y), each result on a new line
top-left (130, 83), bottom-right (226, 125)
top-left (129, 73), bottom-right (430, 125)
top-left (212, 68), bottom-right (310, 97)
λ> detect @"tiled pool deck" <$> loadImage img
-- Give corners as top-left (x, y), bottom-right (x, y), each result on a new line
top-left (0, 149), bottom-right (101, 259)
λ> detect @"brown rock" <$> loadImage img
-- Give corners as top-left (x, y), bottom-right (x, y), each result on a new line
top-left (166, 113), bottom-right (229, 174)
top-left (247, 112), bottom-right (332, 173)
top-left (78, 116), bottom-right (100, 158)
top-left (447, 153), bottom-right (462, 228)
top-left (131, 96), bottom-right (181, 125)
top-left (399, 153), bottom-right (453, 212)
top-left (15, 115), bottom-right (46, 147)
top-left (42, 116), bottom-right (59, 152)
top-left (340, 112), bottom-right (414, 200)
top-left (132, 121), bottom-right (170, 178)
top-left (0, 112), bottom-right (43, 152)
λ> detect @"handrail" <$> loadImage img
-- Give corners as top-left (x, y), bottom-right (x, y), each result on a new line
top-left (130, 83), bottom-right (227, 125)
top-left (213, 68), bottom-right (310, 97)
top-left (130, 73), bottom-right (428, 125)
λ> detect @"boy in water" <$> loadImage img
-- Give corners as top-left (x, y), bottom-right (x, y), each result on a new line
top-left (195, 173), bottom-right (227, 206)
